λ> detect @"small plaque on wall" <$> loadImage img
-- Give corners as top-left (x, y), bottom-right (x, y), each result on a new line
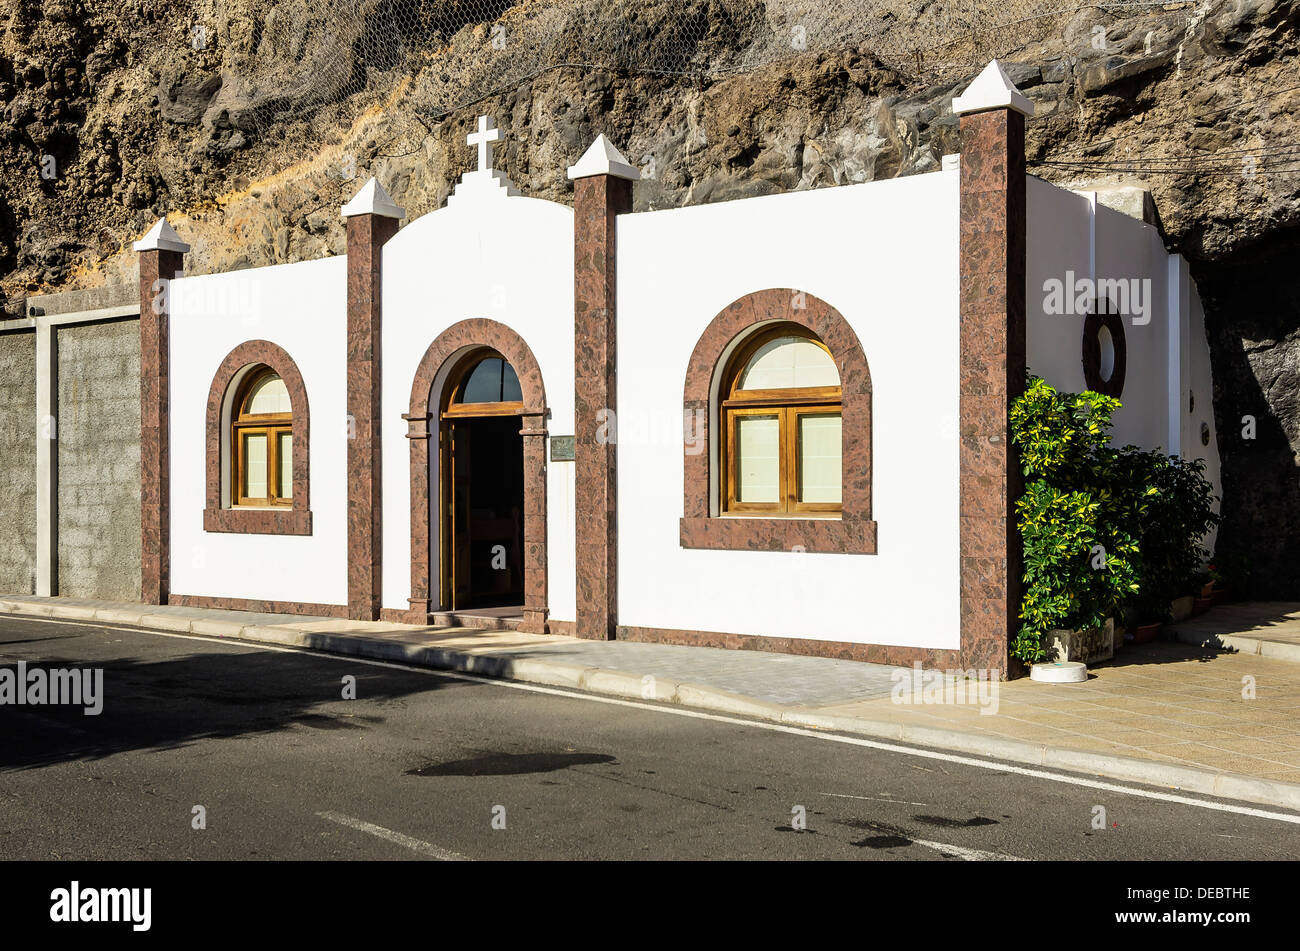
top-left (549, 435), bottom-right (575, 462)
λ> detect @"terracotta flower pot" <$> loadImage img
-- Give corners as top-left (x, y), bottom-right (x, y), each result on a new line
top-left (1170, 595), bottom-right (1195, 622)
top-left (1134, 622), bottom-right (1162, 643)
top-left (1193, 596), bottom-right (1214, 615)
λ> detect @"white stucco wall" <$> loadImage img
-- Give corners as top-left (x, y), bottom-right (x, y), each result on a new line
top-left (1029, 178), bottom-right (1179, 449)
top-left (379, 186), bottom-right (576, 622)
top-left (1183, 273), bottom-right (1223, 548)
top-left (1025, 178), bottom-right (1094, 399)
top-left (615, 172), bottom-right (961, 648)
top-left (1094, 202), bottom-right (1173, 451)
top-left (168, 257), bottom-right (349, 606)
top-left (1025, 175), bottom-right (1222, 510)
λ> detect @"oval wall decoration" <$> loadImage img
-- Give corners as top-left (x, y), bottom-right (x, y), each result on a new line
top-left (1081, 310), bottom-right (1127, 398)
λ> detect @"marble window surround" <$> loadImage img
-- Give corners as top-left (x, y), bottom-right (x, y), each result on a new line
top-left (202, 340), bottom-right (313, 536)
top-left (679, 288), bottom-right (878, 555)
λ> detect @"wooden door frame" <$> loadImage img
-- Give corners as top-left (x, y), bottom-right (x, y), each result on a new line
top-left (403, 320), bottom-right (549, 633)
top-left (438, 348), bottom-right (527, 611)
top-left (437, 411), bottom-right (527, 611)
top-left (438, 416), bottom-right (454, 610)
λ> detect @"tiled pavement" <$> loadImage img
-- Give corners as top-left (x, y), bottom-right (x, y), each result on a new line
top-left (817, 640), bottom-right (1300, 787)
top-left (4, 594), bottom-right (1300, 799)
top-left (467, 638), bottom-right (906, 706)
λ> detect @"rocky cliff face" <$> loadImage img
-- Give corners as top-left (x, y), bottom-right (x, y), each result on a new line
top-left (1, 0), bottom-right (1297, 594)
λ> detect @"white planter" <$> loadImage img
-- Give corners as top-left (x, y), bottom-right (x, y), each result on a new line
top-left (1030, 661), bottom-right (1088, 683)
top-left (1045, 618), bottom-right (1114, 664)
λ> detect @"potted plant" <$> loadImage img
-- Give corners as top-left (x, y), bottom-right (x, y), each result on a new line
top-left (1115, 447), bottom-right (1219, 633)
top-left (1010, 379), bottom-right (1141, 667)
top-left (1129, 593), bottom-right (1166, 643)
top-left (1133, 620), bottom-right (1163, 643)
top-left (1009, 378), bottom-right (1220, 667)
top-left (1170, 593), bottom-right (1196, 621)
top-left (1204, 560), bottom-right (1241, 605)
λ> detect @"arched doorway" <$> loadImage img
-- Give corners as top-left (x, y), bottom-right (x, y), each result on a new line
top-left (439, 349), bottom-right (526, 611)
top-left (405, 318), bottom-right (549, 633)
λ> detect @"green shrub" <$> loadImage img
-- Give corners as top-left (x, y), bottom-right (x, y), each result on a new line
top-left (1010, 378), bottom-right (1142, 662)
top-left (1117, 448), bottom-right (1219, 623)
top-left (1009, 377), bottom-right (1219, 662)
top-left (1015, 481), bottom-right (1140, 661)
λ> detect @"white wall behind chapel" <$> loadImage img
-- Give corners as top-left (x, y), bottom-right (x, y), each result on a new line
top-left (1026, 176), bottom-right (1222, 505)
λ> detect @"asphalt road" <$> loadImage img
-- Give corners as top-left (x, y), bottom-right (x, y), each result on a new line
top-left (2, 613), bottom-right (1298, 861)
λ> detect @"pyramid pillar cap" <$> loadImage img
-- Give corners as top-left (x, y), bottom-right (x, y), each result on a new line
top-left (341, 177), bottom-right (406, 219)
top-left (567, 134), bottom-right (640, 181)
top-left (133, 218), bottom-right (190, 254)
top-left (952, 60), bottom-right (1035, 118)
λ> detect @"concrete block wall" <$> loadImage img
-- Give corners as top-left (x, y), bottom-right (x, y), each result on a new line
top-left (0, 329), bottom-right (37, 593)
top-left (54, 317), bottom-right (141, 600)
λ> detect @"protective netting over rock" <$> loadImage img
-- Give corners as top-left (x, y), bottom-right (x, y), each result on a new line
top-left (226, 0), bottom-right (1199, 135)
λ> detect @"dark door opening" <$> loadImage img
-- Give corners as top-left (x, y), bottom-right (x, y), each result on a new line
top-left (444, 415), bottom-right (525, 610)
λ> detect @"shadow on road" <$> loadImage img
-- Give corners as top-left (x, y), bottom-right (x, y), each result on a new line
top-left (0, 622), bottom-right (466, 771)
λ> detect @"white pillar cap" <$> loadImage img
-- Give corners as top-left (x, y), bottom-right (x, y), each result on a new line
top-left (952, 59), bottom-right (1035, 118)
top-left (567, 134), bottom-right (640, 181)
top-left (341, 177), bottom-right (406, 219)
top-left (133, 218), bottom-right (191, 253)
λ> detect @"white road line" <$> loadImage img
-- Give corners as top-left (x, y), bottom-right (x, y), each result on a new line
top-left (10, 612), bottom-right (1300, 827)
top-left (911, 838), bottom-right (1026, 862)
top-left (317, 811), bottom-right (468, 861)
top-left (823, 792), bottom-right (929, 806)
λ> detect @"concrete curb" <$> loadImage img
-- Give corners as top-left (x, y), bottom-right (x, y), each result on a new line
top-left (7, 600), bottom-right (1300, 813)
top-left (1170, 626), bottom-right (1300, 665)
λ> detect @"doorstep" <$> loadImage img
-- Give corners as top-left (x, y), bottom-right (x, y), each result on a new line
top-left (428, 607), bottom-right (524, 632)
top-left (4, 594), bottom-right (1300, 813)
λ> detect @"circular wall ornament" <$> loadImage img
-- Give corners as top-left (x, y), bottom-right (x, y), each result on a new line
top-left (1081, 310), bottom-right (1127, 398)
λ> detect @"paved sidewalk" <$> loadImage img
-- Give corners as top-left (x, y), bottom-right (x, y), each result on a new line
top-left (3, 594), bottom-right (1300, 811)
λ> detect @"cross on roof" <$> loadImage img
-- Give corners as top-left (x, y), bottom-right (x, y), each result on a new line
top-left (467, 115), bottom-right (503, 172)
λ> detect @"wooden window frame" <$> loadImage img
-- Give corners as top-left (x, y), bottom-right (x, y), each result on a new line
top-left (678, 287), bottom-right (875, 555)
top-left (719, 325), bottom-right (843, 517)
top-left (230, 368), bottom-right (294, 508)
top-left (203, 342), bottom-right (312, 537)
top-left (232, 424), bottom-right (293, 506)
top-left (441, 351), bottom-right (524, 419)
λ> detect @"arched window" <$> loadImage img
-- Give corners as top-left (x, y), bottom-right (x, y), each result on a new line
top-left (720, 325), bottom-right (842, 515)
top-left (204, 342), bottom-right (311, 535)
top-left (444, 352), bottom-right (524, 414)
top-left (231, 367), bottom-right (293, 507)
top-left (680, 288), bottom-right (873, 553)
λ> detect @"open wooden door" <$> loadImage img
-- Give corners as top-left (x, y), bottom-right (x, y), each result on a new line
top-left (438, 349), bottom-right (525, 612)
